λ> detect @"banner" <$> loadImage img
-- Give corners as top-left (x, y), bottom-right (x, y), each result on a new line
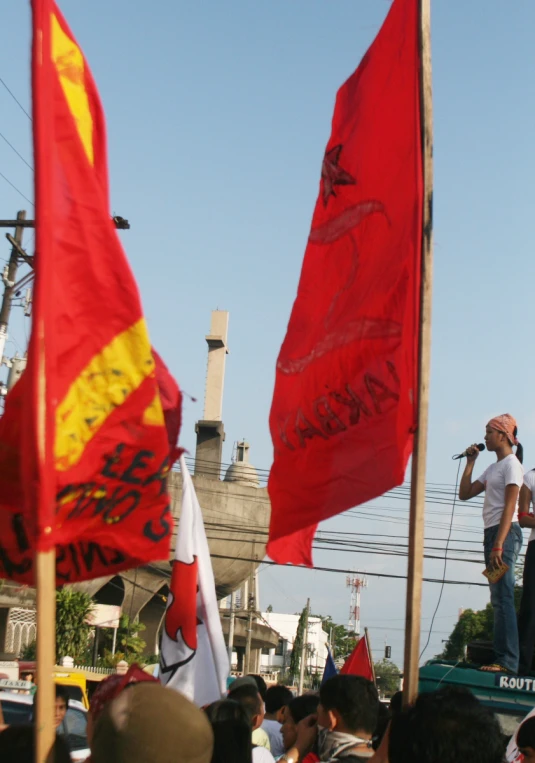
top-left (0, 0), bottom-right (179, 585)
top-left (267, 0), bottom-right (423, 565)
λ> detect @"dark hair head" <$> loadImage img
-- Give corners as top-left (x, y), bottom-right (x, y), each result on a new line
top-left (55, 684), bottom-right (70, 706)
top-left (265, 685), bottom-right (293, 714)
top-left (228, 684), bottom-right (263, 725)
top-left (247, 674), bottom-right (267, 702)
top-left (388, 686), bottom-right (504, 763)
top-left (32, 682), bottom-right (70, 712)
top-left (389, 691), bottom-right (403, 717)
top-left (0, 725), bottom-right (71, 763)
top-left (205, 700), bottom-right (252, 763)
top-left (287, 695), bottom-right (320, 725)
top-left (319, 675), bottom-right (378, 735)
top-left (372, 702), bottom-right (391, 751)
top-left (517, 715), bottom-right (535, 749)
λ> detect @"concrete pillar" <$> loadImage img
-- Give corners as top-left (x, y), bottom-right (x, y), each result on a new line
top-left (204, 311), bottom-right (229, 421)
top-left (194, 311), bottom-right (229, 479)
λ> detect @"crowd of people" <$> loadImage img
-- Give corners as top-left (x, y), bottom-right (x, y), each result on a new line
top-left (1, 668), bottom-right (533, 762)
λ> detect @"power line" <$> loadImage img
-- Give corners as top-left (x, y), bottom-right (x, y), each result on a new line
top-left (147, 557), bottom-right (489, 588)
top-left (0, 169), bottom-right (33, 206)
top-left (0, 76), bottom-right (32, 121)
top-left (0, 130), bottom-right (33, 171)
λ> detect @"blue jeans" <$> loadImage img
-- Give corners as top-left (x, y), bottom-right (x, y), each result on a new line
top-left (484, 522), bottom-right (522, 673)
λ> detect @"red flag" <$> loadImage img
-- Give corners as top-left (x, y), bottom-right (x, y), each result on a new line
top-left (267, 0), bottom-right (423, 565)
top-left (341, 638), bottom-right (374, 682)
top-left (0, 1), bottom-right (181, 584)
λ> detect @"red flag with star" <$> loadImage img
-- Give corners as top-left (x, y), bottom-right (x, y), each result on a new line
top-left (267, 0), bottom-right (423, 565)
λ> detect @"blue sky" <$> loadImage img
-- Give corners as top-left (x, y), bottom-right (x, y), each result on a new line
top-left (2, 0), bottom-right (535, 666)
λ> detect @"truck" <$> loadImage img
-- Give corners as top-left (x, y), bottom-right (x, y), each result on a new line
top-left (419, 659), bottom-right (534, 737)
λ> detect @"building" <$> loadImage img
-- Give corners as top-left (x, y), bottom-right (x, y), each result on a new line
top-left (260, 612), bottom-right (330, 678)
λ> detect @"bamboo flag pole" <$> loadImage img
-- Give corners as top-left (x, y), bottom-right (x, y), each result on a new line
top-left (402, 0), bottom-right (434, 707)
top-left (33, 3), bottom-right (57, 757)
top-left (36, 550), bottom-right (56, 762)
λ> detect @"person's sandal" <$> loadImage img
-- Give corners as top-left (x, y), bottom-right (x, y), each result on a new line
top-left (479, 664), bottom-right (512, 674)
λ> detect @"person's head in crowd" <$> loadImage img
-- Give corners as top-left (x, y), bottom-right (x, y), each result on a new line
top-left (205, 699), bottom-right (252, 763)
top-left (54, 684), bottom-right (70, 730)
top-left (87, 664), bottom-right (158, 745)
top-left (389, 686), bottom-right (504, 763)
top-left (265, 685), bottom-right (293, 722)
top-left (91, 682), bottom-right (214, 763)
top-left (517, 715), bottom-right (535, 761)
top-left (281, 695), bottom-right (320, 752)
top-left (372, 702), bottom-right (391, 751)
top-left (389, 691), bottom-right (403, 717)
top-left (228, 684), bottom-right (265, 731)
top-left (0, 725), bottom-right (71, 763)
top-left (318, 675), bottom-right (378, 738)
top-left (34, 683), bottom-right (70, 730)
top-left (248, 675), bottom-right (268, 703)
top-left (228, 676), bottom-right (258, 694)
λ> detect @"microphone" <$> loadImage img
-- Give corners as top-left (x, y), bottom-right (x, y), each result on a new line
top-left (452, 443), bottom-right (486, 460)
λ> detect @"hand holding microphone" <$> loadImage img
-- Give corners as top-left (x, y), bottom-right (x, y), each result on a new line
top-left (452, 443), bottom-right (486, 461)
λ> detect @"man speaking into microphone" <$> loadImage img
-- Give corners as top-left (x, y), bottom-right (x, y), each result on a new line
top-left (458, 414), bottom-right (524, 674)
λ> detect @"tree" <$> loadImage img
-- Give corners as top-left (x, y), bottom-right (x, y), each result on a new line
top-left (440, 576), bottom-right (524, 661)
top-left (374, 659), bottom-right (401, 696)
top-left (439, 606), bottom-right (494, 660)
top-left (101, 614), bottom-right (146, 663)
top-left (289, 607), bottom-right (307, 683)
top-left (56, 588), bottom-right (94, 662)
top-left (315, 615), bottom-right (356, 661)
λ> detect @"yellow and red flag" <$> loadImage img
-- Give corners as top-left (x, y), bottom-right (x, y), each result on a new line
top-left (0, 0), bottom-right (179, 584)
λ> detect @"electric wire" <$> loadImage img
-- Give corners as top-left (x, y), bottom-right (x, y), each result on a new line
top-left (419, 459), bottom-right (463, 659)
top-left (0, 76), bottom-right (32, 120)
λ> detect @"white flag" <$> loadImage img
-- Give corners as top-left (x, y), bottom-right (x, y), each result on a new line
top-left (159, 455), bottom-right (229, 706)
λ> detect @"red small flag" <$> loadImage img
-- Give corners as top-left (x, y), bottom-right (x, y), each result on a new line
top-left (267, 0), bottom-right (423, 565)
top-left (341, 638), bottom-right (374, 682)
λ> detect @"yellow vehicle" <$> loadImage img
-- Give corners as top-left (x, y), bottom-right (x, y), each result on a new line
top-left (52, 668), bottom-right (90, 708)
top-left (20, 661), bottom-right (109, 709)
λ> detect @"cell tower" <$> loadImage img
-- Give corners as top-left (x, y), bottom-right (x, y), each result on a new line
top-left (346, 574), bottom-right (367, 635)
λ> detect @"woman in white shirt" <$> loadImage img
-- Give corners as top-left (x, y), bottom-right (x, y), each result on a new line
top-left (459, 414), bottom-right (523, 674)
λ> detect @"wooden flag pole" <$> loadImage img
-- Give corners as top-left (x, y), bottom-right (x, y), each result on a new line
top-left (402, 0), bottom-right (434, 707)
top-left (364, 628), bottom-right (376, 686)
top-left (36, 548), bottom-right (56, 762)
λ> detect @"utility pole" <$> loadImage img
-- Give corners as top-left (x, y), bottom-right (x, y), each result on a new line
top-left (0, 211), bottom-right (26, 366)
top-left (244, 599), bottom-right (253, 675)
top-left (6, 355), bottom-right (27, 391)
top-left (227, 590), bottom-right (236, 666)
top-left (298, 598), bottom-right (310, 694)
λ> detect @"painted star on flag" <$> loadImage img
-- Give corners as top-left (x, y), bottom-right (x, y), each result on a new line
top-left (321, 144), bottom-right (356, 205)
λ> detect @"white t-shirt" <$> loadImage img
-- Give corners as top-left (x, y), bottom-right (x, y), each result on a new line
top-left (253, 746), bottom-right (276, 763)
top-left (477, 454), bottom-right (523, 529)
top-left (262, 720), bottom-right (285, 758)
top-left (523, 470), bottom-right (535, 543)
top-left (252, 727), bottom-right (271, 750)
